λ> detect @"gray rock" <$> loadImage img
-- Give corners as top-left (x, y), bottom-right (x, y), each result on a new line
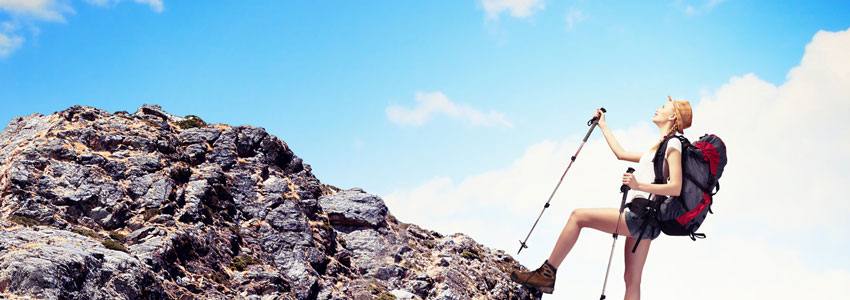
top-left (390, 289), bottom-right (420, 300)
top-left (0, 227), bottom-right (166, 300)
top-left (274, 249), bottom-right (319, 300)
top-left (141, 177), bottom-right (174, 208)
top-left (266, 200), bottom-right (309, 233)
top-left (177, 127), bottom-right (221, 145)
top-left (262, 176), bottom-right (290, 195)
top-left (208, 130), bottom-right (238, 169)
top-left (128, 154), bottom-right (163, 173)
top-left (0, 104), bottom-right (542, 300)
top-left (318, 189), bottom-right (389, 228)
top-left (183, 143), bottom-right (208, 165)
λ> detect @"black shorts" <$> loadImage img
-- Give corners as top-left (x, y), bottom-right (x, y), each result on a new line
top-left (625, 210), bottom-right (661, 240)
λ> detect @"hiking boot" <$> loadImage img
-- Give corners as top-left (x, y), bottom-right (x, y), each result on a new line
top-left (510, 259), bottom-right (557, 294)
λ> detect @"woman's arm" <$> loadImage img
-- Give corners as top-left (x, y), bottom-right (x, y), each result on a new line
top-left (626, 148), bottom-right (683, 196)
top-left (599, 123), bottom-right (642, 163)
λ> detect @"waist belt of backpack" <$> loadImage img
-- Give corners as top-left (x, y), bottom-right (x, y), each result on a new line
top-left (628, 198), bottom-right (660, 253)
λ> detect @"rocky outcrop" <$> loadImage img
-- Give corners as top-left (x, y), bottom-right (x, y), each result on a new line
top-left (0, 227), bottom-right (166, 299)
top-left (0, 105), bottom-right (541, 299)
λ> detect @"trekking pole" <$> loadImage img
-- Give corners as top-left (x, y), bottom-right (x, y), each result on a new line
top-left (516, 107), bottom-right (607, 255)
top-left (599, 167), bottom-right (635, 300)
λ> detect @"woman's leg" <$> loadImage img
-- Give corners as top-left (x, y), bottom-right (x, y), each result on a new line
top-left (623, 237), bottom-right (651, 300)
top-left (546, 207), bottom-right (630, 268)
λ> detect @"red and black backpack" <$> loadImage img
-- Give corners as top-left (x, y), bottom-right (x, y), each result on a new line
top-left (627, 133), bottom-right (727, 253)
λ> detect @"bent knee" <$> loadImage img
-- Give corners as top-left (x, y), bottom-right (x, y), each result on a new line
top-left (569, 209), bottom-right (587, 226)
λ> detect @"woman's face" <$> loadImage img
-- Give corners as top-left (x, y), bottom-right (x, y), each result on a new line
top-left (652, 98), bottom-right (677, 124)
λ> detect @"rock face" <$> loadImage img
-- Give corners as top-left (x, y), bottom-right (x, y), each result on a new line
top-left (0, 105), bottom-right (541, 299)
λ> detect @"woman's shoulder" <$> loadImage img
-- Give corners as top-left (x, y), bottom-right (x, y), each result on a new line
top-left (667, 136), bottom-right (683, 149)
top-left (664, 136), bottom-right (683, 157)
top-left (648, 135), bottom-right (683, 152)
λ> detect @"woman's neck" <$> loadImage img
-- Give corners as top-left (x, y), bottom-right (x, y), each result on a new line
top-left (658, 123), bottom-right (676, 139)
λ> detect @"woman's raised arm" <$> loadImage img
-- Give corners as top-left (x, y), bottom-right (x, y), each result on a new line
top-left (595, 109), bottom-right (642, 163)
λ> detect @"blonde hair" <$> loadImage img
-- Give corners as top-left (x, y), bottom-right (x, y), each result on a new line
top-left (671, 99), bottom-right (692, 134)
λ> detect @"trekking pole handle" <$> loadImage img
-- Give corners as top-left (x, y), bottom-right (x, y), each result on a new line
top-left (587, 107), bottom-right (607, 126)
top-left (620, 167), bottom-right (635, 193)
top-left (582, 107), bottom-right (607, 141)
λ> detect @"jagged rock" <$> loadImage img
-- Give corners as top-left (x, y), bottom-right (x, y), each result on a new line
top-left (0, 227), bottom-right (166, 299)
top-left (177, 127), bottom-right (221, 145)
top-left (319, 189), bottom-right (389, 228)
top-left (0, 104), bottom-right (542, 299)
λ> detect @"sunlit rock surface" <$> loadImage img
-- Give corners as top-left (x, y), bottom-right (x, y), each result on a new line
top-left (0, 104), bottom-right (541, 299)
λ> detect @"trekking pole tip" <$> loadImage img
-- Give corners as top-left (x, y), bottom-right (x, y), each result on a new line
top-left (517, 240), bottom-right (528, 254)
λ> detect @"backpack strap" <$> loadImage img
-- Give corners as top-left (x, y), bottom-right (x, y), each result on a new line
top-left (651, 135), bottom-right (673, 185)
top-left (626, 197), bottom-right (662, 253)
top-left (689, 231), bottom-right (707, 240)
top-left (708, 181), bottom-right (720, 214)
top-left (687, 223), bottom-right (707, 241)
top-left (711, 181), bottom-right (720, 196)
top-left (631, 221), bottom-right (647, 253)
top-left (651, 134), bottom-right (690, 210)
top-left (630, 203), bottom-right (660, 253)
top-left (651, 134), bottom-right (689, 184)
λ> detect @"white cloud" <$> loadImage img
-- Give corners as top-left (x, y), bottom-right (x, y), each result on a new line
top-left (85, 0), bottom-right (163, 13)
top-left (0, 0), bottom-right (163, 58)
top-left (0, 0), bottom-right (72, 22)
top-left (480, 0), bottom-right (544, 20)
top-left (384, 27), bottom-right (850, 298)
top-left (133, 0), bottom-right (162, 13)
top-left (678, 0), bottom-right (725, 16)
top-left (0, 21), bottom-right (22, 57)
top-left (0, 31), bottom-right (22, 57)
top-left (386, 91), bottom-right (514, 128)
top-left (564, 7), bottom-right (586, 31)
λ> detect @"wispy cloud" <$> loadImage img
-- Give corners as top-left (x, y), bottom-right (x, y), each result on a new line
top-left (479, 0), bottom-right (544, 20)
top-left (85, 0), bottom-right (163, 13)
top-left (386, 91), bottom-right (513, 128)
top-left (0, 21), bottom-right (21, 57)
top-left (0, 0), bottom-right (73, 22)
top-left (0, 32), bottom-right (22, 57)
top-left (564, 7), bottom-right (586, 31)
top-left (385, 27), bottom-right (850, 298)
top-left (677, 0), bottom-right (726, 16)
top-left (0, 0), bottom-right (163, 58)
top-left (133, 0), bottom-right (162, 13)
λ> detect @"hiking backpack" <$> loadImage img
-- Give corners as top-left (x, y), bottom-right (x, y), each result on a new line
top-left (627, 133), bottom-right (727, 253)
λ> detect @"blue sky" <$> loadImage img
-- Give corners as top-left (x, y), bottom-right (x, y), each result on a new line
top-left (1, 0), bottom-right (848, 197)
top-left (2, 1), bottom-right (850, 298)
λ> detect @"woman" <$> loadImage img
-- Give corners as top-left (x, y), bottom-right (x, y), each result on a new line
top-left (510, 96), bottom-right (693, 299)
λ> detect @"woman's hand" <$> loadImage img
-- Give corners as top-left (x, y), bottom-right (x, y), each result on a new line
top-left (594, 108), bottom-right (607, 127)
top-left (622, 172), bottom-right (640, 190)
